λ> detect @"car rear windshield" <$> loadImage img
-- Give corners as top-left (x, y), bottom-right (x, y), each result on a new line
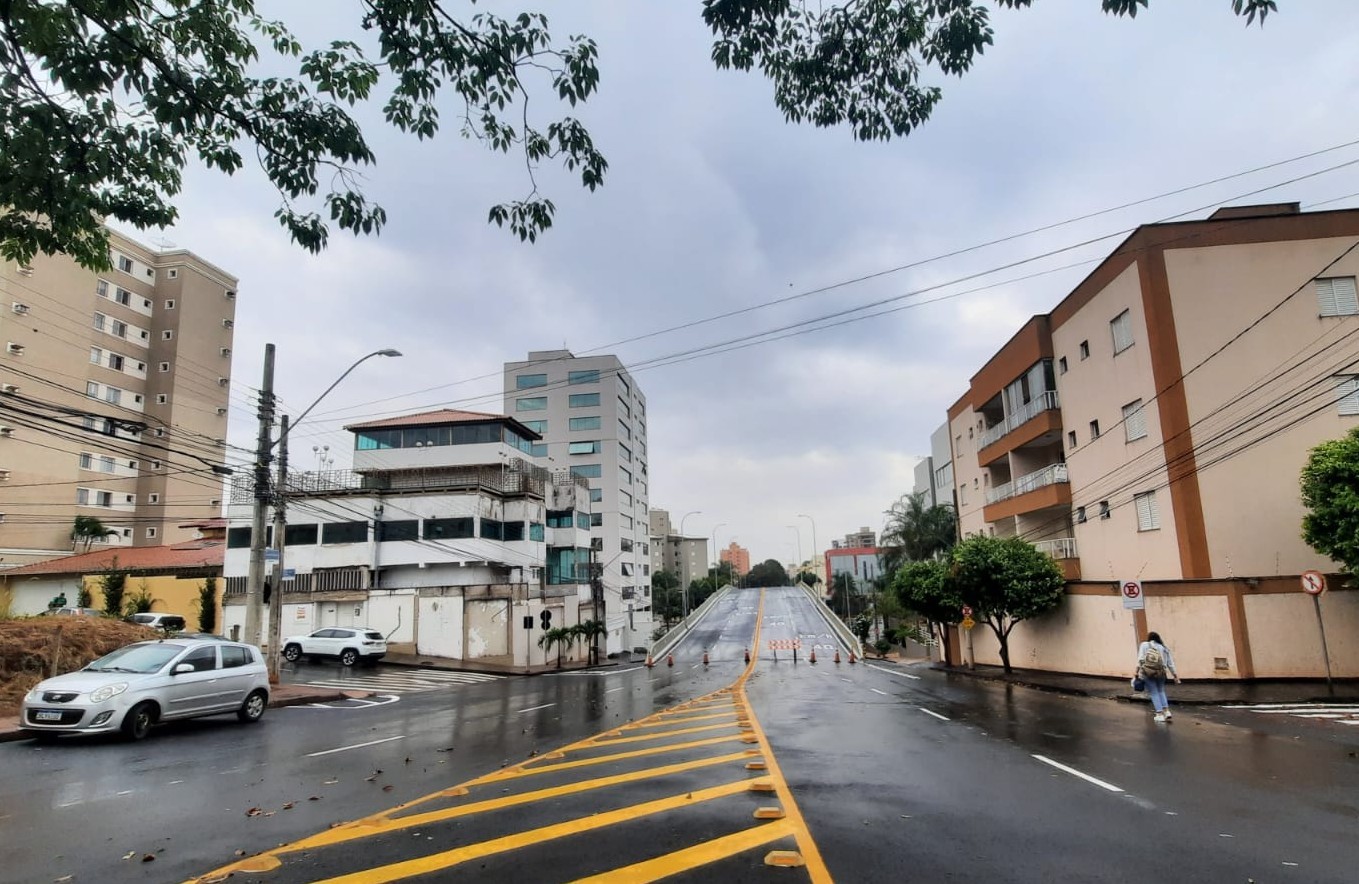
top-left (365, 631), bottom-right (384, 641)
top-left (86, 643), bottom-right (186, 674)
top-left (130, 614), bottom-right (156, 624)
top-left (161, 616), bottom-right (186, 629)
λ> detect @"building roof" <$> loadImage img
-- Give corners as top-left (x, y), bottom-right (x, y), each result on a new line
top-left (0, 542), bottom-right (224, 578)
top-left (178, 518), bottom-right (227, 530)
top-left (345, 409), bottom-right (516, 431)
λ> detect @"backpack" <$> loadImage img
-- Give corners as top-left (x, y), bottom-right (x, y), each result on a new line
top-left (1140, 644), bottom-right (1166, 678)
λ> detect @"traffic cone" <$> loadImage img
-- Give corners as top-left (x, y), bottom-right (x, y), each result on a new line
top-left (646, 655), bottom-right (654, 668)
top-left (809, 648), bottom-right (817, 664)
top-left (667, 654), bottom-right (674, 667)
top-left (849, 651), bottom-right (857, 664)
top-left (702, 651), bottom-right (709, 666)
top-left (834, 649), bottom-right (841, 664)
top-left (744, 648), bottom-right (750, 664)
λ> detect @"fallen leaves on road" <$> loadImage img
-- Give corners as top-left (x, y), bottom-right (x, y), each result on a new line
top-left (141, 854), bottom-right (156, 863)
top-left (281, 801), bottom-right (295, 810)
top-left (308, 796), bottom-right (321, 801)
top-left (364, 769), bottom-right (383, 782)
top-left (123, 851), bottom-right (136, 860)
top-left (323, 778), bottom-right (339, 785)
top-left (54, 877), bottom-right (73, 883)
top-left (245, 807), bottom-right (275, 818)
top-left (382, 785), bottom-right (394, 792)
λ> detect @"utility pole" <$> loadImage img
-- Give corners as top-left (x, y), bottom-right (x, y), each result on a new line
top-left (590, 546), bottom-right (603, 666)
top-left (266, 415), bottom-right (289, 684)
top-left (243, 344), bottom-right (276, 648)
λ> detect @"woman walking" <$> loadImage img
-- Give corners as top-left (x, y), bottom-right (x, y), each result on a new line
top-left (1136, 631), bottom-right (1180, 722)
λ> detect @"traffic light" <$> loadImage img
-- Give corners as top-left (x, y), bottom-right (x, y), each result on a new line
top-left (540, 608), bottom-right (552, 630)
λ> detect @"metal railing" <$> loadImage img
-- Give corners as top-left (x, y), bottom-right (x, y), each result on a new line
top-left (978, 390), bottom-right (1060, 449)
top-left (230, 461), bottom-right (552, 504)
top-left (1033, 537), bottom-right (1078, 560)
top-left (984, 463), bottom-right (1069, 505)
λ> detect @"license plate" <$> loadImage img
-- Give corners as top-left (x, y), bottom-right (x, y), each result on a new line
top-left (34, 710), bottom-right (63, 722)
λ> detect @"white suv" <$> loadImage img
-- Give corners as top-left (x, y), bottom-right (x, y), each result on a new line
top-left (281, 627), bottom-right (387, 667)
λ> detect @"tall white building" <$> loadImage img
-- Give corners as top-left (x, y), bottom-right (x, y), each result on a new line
top-left (504, 350), bottom-right (651, 654)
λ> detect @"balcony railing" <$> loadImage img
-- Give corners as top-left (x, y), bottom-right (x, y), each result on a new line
top-left (985, 463), bottom-right (1069, 505)
top-left (1033, 537), bottom-right (1078, 560)
top-left (978, 391), bottom-right (1060, 449)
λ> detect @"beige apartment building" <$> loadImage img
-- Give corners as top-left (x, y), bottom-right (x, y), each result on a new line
top-left (947, 203), bottom-right (1359, 679)
top-left (0, 231), bottom-right (237, 567)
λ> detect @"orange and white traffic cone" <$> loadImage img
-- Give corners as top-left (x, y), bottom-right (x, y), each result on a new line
top-left (849, 651), bottom-right (857, 664)
top-left (667, 654), bottom-right (674, 667)
top-left (744, 648), bottom-right (751, 664)
top-left (702, 651), bottom-right (709, 666)
top-left (809, 648), bottom-right (817, 664)
top-left (834, 649), bottom-right (841, 664)
top-left (646, 655), bottom-right (654, 668)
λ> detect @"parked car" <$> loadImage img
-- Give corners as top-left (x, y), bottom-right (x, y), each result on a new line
top-left (281, 627), bottom-right (387, 667)
top-left (20, 637), bottom-right (269, 741)
top-left (124, 612), bottom-right (187, 632)
top-left (39, 607), bottom-right (104, 617)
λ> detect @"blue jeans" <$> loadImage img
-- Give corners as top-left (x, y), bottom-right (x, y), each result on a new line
top-left (1145, 676), bottom-right (1169, 713)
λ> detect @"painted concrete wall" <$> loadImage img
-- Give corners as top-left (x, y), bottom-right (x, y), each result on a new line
top-left (417, 592), bottom-right (464, 658)
top-left (966, 593), bottom-right (1136, 677)
top-left (949, 405), bottom-right (987, 536)
top-left (1245, 591), bottom-right (1359, 677)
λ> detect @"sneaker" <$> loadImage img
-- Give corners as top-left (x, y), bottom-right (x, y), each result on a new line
top-left (1164, 711), bottom-right (1173, 722)
top-left (1153, 712), bottom-right (1167, 723)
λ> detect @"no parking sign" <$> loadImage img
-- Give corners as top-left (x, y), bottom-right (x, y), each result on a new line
top-left (1120, 579), bottom-right (1145, 610)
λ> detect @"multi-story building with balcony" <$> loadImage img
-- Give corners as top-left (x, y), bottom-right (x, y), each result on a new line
top-left (719, 541), bottom-right (750, 576)
top-left (944, 202), bottom-right (1359, 680)
top-left (222, 408), bottom-right (594, 668)
top-left (0, 231), bottom-right (236, 567)
top-left (503, 350), bottom-right (651, 654)
top-left (648, 508), bottom-right (708, 591)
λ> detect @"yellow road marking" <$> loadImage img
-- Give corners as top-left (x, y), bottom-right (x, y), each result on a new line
top-left (309, 779), bottom-right (760, 884)
top-left (585, 720), bottom-right (742, 747)
top-left (490, 734), bottom-right (747, 781)
top-left (285, 750), bottom-right (759, 853)
top-left (570, 820), bottom-right (797, 883)
top-left (627, 710), bottom-right (737, 728)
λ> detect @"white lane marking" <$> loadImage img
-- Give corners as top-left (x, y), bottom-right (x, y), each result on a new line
top-left (919, 707), bottom-right (950, 722)
top-left (115, 790), bottom-right (133, 796)
top-left (306, 735), bottom-right (405, 757)
top-left (518, 702), bottom-right (557, 714)
top-left (605, 687), bottom-right (624, 694)
top-left (867, 663), bottom-right (920, 680)
top-left (167, 780), bottom-right (184, 785)
top-left (1032, 754), bottom-right (1124, 793)
top-left (552, 667), bottom-right (644, 676)
top-left (870, 688), bottom-right (889, 696)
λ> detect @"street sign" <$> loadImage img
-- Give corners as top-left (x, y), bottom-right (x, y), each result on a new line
top-left (282, 568), bottom-right (296, 581)
top-left (1120, 579), bottom-right (1145, 610)
top-left (961, 616), bottom-right (976, 630)
top-left (264, 548), bottom-right (280, 563)
top-left (961, 605), bottom-right (973, 618)
top-left (1301, 570), bottom-right (1326, 596)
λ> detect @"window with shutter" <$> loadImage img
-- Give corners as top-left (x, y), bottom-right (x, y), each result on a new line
top-left (1123, 399), bottom-right (1147, 441)
top-left (1335, 375), bottom-right (1359, 416)
top-left (1111, 310), bottom-right (1134, 354)
top-left (1135, 491), bottom-right (1159, 531)
top-left (1316, 277), bottom-right (1359, 317)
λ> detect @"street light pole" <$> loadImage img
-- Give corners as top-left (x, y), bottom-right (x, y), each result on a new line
top-left (266, 415), bottom-right (289, 684)
top-left (786, 525), bottom-right (802, 574)
top-left (711, 521), bottom-right (727, 589)
top-left (797, 512), bottom-right (818, 590)
top-left (679, 510), bottom-right (701, 618)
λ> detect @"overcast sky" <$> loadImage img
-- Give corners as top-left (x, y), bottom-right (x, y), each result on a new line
top-left (117, 1), bottom-right (1359, 567)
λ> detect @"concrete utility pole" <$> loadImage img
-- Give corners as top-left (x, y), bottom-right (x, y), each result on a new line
top-left (243, 344), bottom-right (276, 648)
top-left (797, 513), bottom-right (818, 589)
top-left (266, 415), bottom-right (289, 684)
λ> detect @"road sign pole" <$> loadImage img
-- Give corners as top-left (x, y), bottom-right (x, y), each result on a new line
top-left (1312, 594), bottom-right (1335, 697)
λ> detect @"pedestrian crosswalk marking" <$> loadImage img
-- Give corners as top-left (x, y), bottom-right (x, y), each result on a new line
top-left (1228, 702), bottom-right (1359, 725)
top-left (299, 668), bottom-right (504, 695)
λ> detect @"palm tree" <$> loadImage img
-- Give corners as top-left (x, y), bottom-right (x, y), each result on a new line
top-left (574, 619), bottom-right (607, 666)
top-left (537, 626), bottom-right (575, 669)
top-left (879, 492), bottom-right (957, 574)
top-left (71, 515), bottom-right (115, 552)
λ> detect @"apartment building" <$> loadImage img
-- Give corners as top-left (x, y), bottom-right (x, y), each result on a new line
top-left (503, 350), bottom-right (651, 654)
top-left (946, 203), bottom-right (1359, 679)
top-left (222, 408), bottom-right (595, 668)
top-left (719, 541), bottom-right (750, 576)
top-left (648, 508), bottom-right (708, 590)
top-left (0, 231), bottom-right (236, 567)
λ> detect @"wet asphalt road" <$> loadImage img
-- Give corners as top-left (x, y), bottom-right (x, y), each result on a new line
top-left (1, 586), bottom-right (1357, 882)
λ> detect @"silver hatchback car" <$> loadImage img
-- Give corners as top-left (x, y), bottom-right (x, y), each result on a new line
top-left (20, 637), bottom-right (270, 741)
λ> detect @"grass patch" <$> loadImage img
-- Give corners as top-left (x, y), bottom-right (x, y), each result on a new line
top-left (0, 618), bottom-right (157, 715)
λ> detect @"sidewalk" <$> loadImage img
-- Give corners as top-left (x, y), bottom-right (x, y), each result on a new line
top-left (0, 682), bottom-right (368, 743)
top-left (378, 651), bottom-right (636, 676)
top-left (929, 661), bottom-right (1359, 705)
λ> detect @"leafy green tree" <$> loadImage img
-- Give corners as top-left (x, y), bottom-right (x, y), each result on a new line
top-left (879, 492), bottom-right (957, 574)
top-left (77, 586), bottom-right (94, 609)
top-left (197, 578), bottom-right (218, 633)
top-left (3, 2), bottom-right (1275, 269)
top-left (71, 516), bottom-right (115, 552)
top-left (827, 572), bottom-right (859, 619)
top-left (951, 535), bottom-right (1065, 673)
top-left (99, 564), bottom-right (128, 618)
top-left (572, 619), bottom-right (607, 666)
top-left (891, 559), bottom-right (962, 658)
top-left (538, 626), bottom-right (575, 669)
top-left (651, 570), bottom-right (683, 627)
top-left (124, 579), bottom-right (157, 616)
top-left (1301, 428), bottom-right (1359, 582)
top-left (796, 570), bottom-right (819, 588)
top-left (744, 558), bottom-right (790, 588)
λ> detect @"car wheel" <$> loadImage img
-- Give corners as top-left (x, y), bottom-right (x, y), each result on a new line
top-left (282, 644), bottom-right (302, 662)
top-left (339, 648), bottom-right (359, 667)
top-left (121, 702), bottom-right (157, 741)
top-left (237, 689), bottom-right (268, 723)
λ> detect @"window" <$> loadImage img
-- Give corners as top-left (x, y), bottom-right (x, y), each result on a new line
top-left (619, 443), bottom-right (632, 463)
top-left (151, 460), bottom-right (161, 469)
top-left (156, 394), bottom-right (168, 405)
top-left (159, 362), bottom-right (170, 372)
top-left (1316, 276), bottom-right (1359, 316)
top-left (1089, 419), bottom-right (1100, 440)
top-left (146, 527), bottom-right (157, 539)
top-left (221, 646), bottom-right (249, 669)
top-left (620, 490), bottom-right (632, 508)
top-left (284, 523), bottom-right (318, 545)
top-left (117, 255), bottom-right (133, 273)
top-left (617, 396), bottom-right (631, 418)
top-left (590, 513), bottom-right (603, 527)
top-left (425, 517), bottom-right (473, 539)
top-left (1079, 340), bottom-right (1090, 360)
top-left (569, 441), bottom-right (600, 455)
top-left (164, 299), bottom-right (175, 309)
top-left (576, 511), bottom-right (590, 530)
top-left (1135, 491), bottom-right (1160, 531)
top-left (1059, 356), bottom-right (1068, 374)
top-left (79, 453), bottom-right (93, 469)
top-left (377, 520), bottom-right (419, 542)
top-left (108, 353), bottom-right (124, 371)
top-left (1075, 506), bottom-right (1087, 524)
top-left (620, 466), bottom-right (632, 485)
top-left (480, 518), bottom-right (504, 541)
top-left (322, 521), bottom-right (369, 544)
top-left (618, 419), bottom-right (631, 440)
top-left (1123, 399), bottom-right (1148, 441)
top-left (1099, 500), bottom-right (1111, 520)
top-left (569, 370), bottom-right (599, 385)
top-left (530, 522), bottom-right (545, 542)
top-left (503, 521), bottom-right (525, 542)
top-left (90, 347), bottom-right (102, 364)
top-left (114, 287), bottom-right (131, 306)
top-left (1111, 310), bottom-right (1134, 354)
top-left (93, 312), bottom-right (106, 331)
top-left (589, 488), bottom-right (602, 503)
top-left (149, 493), bottom-right (159, 504)
top-left (1335, 375), bottom-right (1359, 416)
top-left (516, 396), bottom-right (547, 412)
top-left (516, 373), bottom-right (548, 389)
top-left (105, 387), bottom-right (121, 405)
top-left (96, 279), bottom-right (109, 297)
top-left (621, 562), bottom-right (634, 577)
top-left (100, 455), bottom-right (114, 473)
top-left (547, 510), bottom-right (573, 529)
top-left (162, 330), bottom-right (174, 340)
top-left (572, 464), bottom-right (602, 479)
top-left (521, 420), bottom-right (547, 433)
top-left (568, 393), bottom-right (600, 408)
top-left (569, 416), bottom-right (601, 431)
top-left (529, 443), bottom-right (548, 457)
top-left (86, 381), bottom-right (99, 398)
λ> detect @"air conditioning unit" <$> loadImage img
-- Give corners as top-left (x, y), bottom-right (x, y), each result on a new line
top-left (220, 347), bottom-right (231, 357)
top-left (222, 319), bottom-right (234, 329)
top-left (0, 426), bottom-right (13, 438)
top-left (11, 302), bottom-right (29, 315)
top-left (0, 384), bottom-right (16, 394)
top-left (5, 343), bottom-right (24, 356)
top-left (0, 513), bottom-right (6, 523)
top-left (215, 407), bottom-right (227, 416)
top-left (0, 470), bottom-right (9, 481)
top-left (217, 377), bottom-right (229, 387)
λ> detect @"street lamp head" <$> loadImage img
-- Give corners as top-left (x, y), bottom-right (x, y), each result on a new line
top-left (376, 349), bottom-right (402, 358)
